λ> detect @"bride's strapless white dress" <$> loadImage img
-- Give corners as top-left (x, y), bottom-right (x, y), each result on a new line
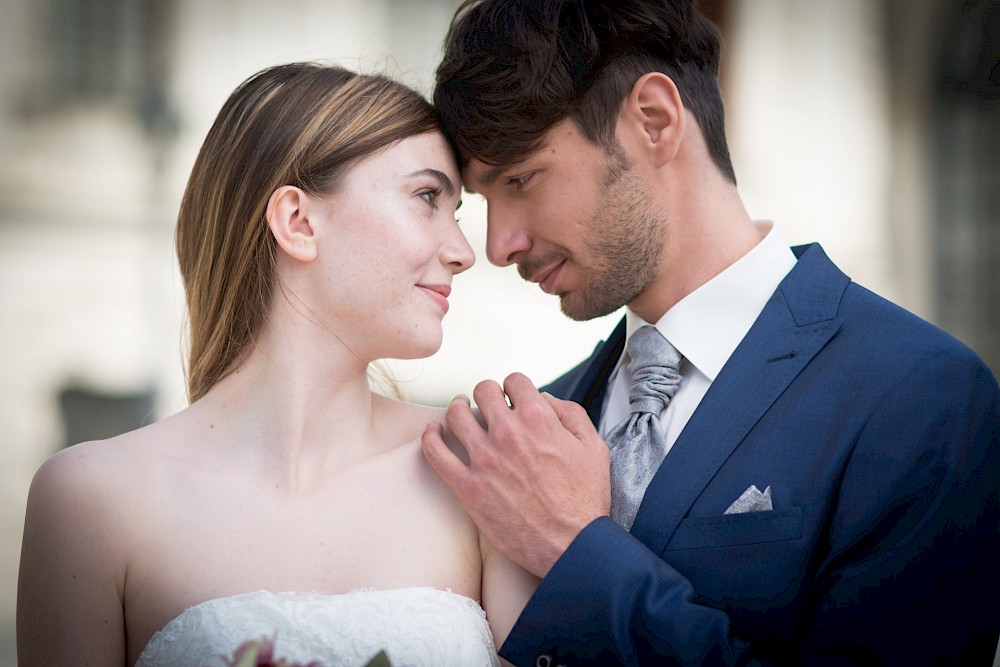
top-left (135, 587), bottom-right (500, 667)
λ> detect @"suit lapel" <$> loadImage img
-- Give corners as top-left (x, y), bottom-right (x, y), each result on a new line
top-left (630, 244), bottom-right (851, 551)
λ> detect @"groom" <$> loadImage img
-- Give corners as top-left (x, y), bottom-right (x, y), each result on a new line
top-left (421, 0), bottom-right (1000, 664)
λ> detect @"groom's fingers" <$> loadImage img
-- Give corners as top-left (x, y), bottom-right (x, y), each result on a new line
top-left (543, 393), bottom-right (601, 444)
top-left (444, 392), bottom-right (488, 454)
top-left (426, 376), bottom-right (611, 577)
top-left (421, 421), bottom-right (472, 493)
top-left (471, 379), bottom-right (512, 424)
top-left (502, 372), bottom-right (543, 410)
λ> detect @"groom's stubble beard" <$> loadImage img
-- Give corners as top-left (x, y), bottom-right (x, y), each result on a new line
top-left (527, 143), bottom-right (666, 322)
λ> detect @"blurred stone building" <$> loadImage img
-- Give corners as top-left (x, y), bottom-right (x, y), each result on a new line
top-left (0, 1), bottom-right (996, 664)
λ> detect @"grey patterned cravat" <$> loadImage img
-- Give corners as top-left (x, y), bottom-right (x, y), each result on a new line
top-left (607, 325), bottom-right (683, 530)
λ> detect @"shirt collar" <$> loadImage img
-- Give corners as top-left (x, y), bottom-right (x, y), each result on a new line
top-left (623, 221), bottom-right (797, 381)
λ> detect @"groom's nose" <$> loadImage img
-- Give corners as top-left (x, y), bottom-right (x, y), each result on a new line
top-left (485, 204), bottom-right (532, 267)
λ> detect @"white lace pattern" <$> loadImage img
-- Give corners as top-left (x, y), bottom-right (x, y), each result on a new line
top-left (135, 587), bottom-right (500, 667)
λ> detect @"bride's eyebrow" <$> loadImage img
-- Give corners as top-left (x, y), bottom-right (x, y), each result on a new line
top-left (407, 168), bottom-right (456, 197)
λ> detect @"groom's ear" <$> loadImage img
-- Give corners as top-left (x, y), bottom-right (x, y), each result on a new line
top-left (266, 185), bottom-right (318, 262)
top-left (620, 71), bottom-right (686, 169)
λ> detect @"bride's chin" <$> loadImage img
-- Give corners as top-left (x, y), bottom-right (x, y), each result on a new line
top-left (383, 335), bottom-right (444, 361)
top-left (397, 342), bottom-right (443, 361)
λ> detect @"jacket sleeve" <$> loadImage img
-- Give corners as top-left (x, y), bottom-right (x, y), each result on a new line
top-left (500, 516), bottom-right (747, 665)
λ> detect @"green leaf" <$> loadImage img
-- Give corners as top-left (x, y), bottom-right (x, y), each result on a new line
top-left (363, 650), bottom-right (393, 667)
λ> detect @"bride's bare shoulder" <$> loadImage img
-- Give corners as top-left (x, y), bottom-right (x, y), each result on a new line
top-left (26, 407), bottom-right (203, 513)
top-left (24, 435), bottom-right (147, 556)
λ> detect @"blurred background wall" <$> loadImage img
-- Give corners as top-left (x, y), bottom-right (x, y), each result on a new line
top-left (0, 0), bottom-right (997, 663)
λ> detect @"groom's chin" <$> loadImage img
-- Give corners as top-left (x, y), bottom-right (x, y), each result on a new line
top-left (559, 291), bottom-right (622, 322)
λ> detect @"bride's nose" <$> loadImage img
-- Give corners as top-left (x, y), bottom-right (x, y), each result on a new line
top-left (441, 221), bottom-right (476, 274)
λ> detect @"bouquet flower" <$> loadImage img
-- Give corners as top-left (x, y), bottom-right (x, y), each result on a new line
top-left (223, 636), bottom-right (391, 667)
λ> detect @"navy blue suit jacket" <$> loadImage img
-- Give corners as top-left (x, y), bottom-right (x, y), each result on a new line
top-left (500, 244), bottom-right (1000, 666)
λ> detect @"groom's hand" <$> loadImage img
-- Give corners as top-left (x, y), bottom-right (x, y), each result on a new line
top-left (422, 372), bottom-right (611, 578)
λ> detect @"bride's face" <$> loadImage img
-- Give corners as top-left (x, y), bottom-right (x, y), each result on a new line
top-left (312, 131), bottom-right (474, 361)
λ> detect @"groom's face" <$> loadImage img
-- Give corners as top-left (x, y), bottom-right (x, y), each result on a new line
top-left (463, 118), bottom-right (665, 321)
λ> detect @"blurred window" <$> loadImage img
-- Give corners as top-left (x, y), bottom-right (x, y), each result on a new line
top-left (58, 385), bottom-right (156, 448)
top-left (47, 0), bottom-right (172, 105)
top-left (931, 0), bottom-right (1000, 372)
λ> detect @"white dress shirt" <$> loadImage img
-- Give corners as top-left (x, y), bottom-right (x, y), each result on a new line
top-left (598, 222), bottom-right (799, 452)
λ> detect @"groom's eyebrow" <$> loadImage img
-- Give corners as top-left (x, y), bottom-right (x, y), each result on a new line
top-left (477, 164), bottom-right (507, 189)
top-left (467, 153), bottom-right (539, 193)
top-left (408, 168), bottom-right (456, 197)
top-left (461, 165), bottom-right (501, 195)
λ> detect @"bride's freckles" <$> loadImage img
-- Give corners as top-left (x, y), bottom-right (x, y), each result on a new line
top-left (305, 132), bottom-right (472, 362)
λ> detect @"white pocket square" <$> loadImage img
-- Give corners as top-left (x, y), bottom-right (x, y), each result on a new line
top-left (724, 485), bottom-right (773, 514)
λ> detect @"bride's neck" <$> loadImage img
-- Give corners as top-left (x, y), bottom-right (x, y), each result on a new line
top-left (196, 309), bottom-right (392, 479)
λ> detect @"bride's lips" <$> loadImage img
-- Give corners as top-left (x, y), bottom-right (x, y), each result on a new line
top-left (418, 284), bottom-right (451, 313)
top-left (531, 260), bottom-right (565, 295)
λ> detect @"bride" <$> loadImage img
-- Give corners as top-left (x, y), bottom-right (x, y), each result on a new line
top-left (17, 62), bottom-right (538, 666)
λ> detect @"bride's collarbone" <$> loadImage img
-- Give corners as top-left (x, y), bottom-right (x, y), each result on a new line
top-left (152, 478), bottom-right (467, 550)
top-left (141, 447), bottom-right (477, 562)
top-left (123, 422), bottom-right (481, 587)
top-left (154, 428), bottom-right (439, 505)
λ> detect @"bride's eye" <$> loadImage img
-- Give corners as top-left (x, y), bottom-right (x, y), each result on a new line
top-left (419, 186), bottom-right (443, 207)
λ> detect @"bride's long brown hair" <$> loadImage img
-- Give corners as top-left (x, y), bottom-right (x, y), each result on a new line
top-left (175, 63), bottom-right (441, 403)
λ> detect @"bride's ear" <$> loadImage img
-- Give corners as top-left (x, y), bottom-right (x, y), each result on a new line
top-left (266, 185), bottom-right (318, 262)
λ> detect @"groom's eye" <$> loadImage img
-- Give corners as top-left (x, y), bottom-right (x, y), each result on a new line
top-left (507, 173), bottom-right (534, 190)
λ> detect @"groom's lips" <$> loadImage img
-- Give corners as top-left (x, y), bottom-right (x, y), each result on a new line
top-left (531, 260), bottom-right (565, 295)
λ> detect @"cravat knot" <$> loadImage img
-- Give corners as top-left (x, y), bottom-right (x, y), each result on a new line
top-left (626, 325), bottom-right (682, 415)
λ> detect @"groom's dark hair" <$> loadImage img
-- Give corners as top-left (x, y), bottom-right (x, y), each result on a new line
top-left (433, 0), bottom-right (735, 184)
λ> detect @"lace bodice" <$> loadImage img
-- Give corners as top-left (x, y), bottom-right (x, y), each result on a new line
top-left (135, 587), bottom-right (500, 667)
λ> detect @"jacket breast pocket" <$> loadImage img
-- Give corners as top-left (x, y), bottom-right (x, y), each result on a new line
top-left (665, 505), bottom-right (805, 551)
